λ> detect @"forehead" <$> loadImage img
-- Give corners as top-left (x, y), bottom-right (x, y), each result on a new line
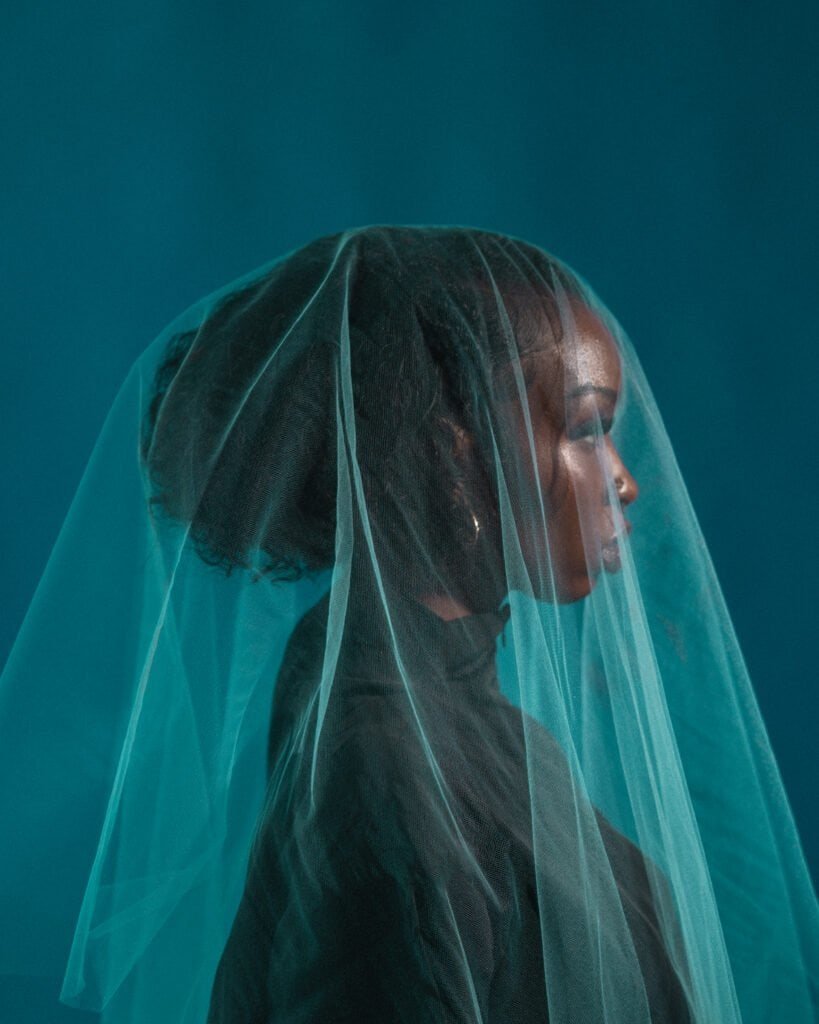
top-left (518, 302), bottom-right (622, 404)
top-left (561, 303), bottom-right (621, 394)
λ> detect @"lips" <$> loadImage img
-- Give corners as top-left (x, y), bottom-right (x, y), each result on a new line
top-left (602, 519), bottom-right (632, 548)
top-left (601, 541), bottom-right (622, 573)
top-left (600, 519), bottom-right (631, 573)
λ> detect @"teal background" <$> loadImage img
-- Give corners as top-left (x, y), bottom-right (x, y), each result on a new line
top-left (1, 6), bottom-right (816, 1014)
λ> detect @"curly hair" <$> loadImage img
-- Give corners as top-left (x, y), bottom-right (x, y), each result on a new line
top-left (141, 226), bottom-right (581, 602)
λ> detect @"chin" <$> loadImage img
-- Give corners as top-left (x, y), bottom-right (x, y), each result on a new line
top-left (536, 572), bottom-right (594, 605)
top-left (520, 551), bottom-right (596, 605)
top-left (560, 579), bottom-right (594, 604)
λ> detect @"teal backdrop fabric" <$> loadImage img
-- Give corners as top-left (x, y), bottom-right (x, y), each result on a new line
top-left (1, 2), bottom-right (817, 1018)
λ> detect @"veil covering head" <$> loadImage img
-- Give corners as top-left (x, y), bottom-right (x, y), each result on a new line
top-left (0, 226), bottom-right (816, 1023)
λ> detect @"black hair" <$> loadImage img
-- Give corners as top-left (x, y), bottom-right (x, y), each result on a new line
top-left (142, 226), bottom-right (580, 603)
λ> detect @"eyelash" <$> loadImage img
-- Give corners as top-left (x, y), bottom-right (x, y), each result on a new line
top-left (570, 419), bottom-right (613, 445)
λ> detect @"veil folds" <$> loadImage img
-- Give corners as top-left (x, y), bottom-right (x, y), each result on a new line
top-left (1, 226), bottom-right (816, 1022)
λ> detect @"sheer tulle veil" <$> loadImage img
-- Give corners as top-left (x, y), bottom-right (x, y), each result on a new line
top-left (0, 226), bottom-right (816, 1023)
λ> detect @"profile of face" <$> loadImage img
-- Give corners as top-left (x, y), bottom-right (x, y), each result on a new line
top-left (508, 301), bottom-right (639, 603)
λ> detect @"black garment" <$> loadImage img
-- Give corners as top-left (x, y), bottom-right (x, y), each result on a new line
top-left (208, 594), bottom-right (692, 1023)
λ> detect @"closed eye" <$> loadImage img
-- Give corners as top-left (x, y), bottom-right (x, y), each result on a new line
top-left (569, 418), bottom-right (613, 443)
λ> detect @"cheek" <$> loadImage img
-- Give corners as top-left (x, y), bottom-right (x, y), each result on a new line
top-left (560, 445), bottom-right (605, 506)
top-left (549, 444), bottom-right (607, 541)
top-left (527, 411), bottom-right (565, 502)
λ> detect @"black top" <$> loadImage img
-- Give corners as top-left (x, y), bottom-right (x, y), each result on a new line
top-left (208, 594), bottom-right (692, 1023)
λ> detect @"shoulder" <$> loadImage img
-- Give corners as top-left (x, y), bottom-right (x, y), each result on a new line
top-left (309, 696), bottom-right (465, 881)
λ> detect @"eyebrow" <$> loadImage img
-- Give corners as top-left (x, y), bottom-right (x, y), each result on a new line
top-left (568, 384), bottom-right (618, 401)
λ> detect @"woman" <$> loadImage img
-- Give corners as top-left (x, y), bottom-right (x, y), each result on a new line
top-left (0, 227), bottom-right (816, 1023)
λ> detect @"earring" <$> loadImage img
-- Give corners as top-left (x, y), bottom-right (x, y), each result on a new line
top-left (467, 506), bottom-right (481, 545)
top-left (455, 490), bottom-right (481, 547)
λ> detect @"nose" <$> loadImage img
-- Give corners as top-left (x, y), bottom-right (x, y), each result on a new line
top-left (608, 440), bottom-right (639, 508)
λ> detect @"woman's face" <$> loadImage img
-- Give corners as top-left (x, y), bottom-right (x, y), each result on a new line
top-left (509, 302), bottom-right (639, 603)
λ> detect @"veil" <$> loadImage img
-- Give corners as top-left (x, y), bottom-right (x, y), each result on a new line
top-left (1, 226), bottom-right (816, 1023)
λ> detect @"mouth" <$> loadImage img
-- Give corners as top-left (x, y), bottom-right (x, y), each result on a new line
top-left (601, 542), bottom-right (621, 573)
top-left (600, 519), bottom-right (632, 574)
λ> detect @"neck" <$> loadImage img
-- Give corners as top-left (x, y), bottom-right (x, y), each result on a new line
top-left (417, 592), bottom-right (476, 621)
